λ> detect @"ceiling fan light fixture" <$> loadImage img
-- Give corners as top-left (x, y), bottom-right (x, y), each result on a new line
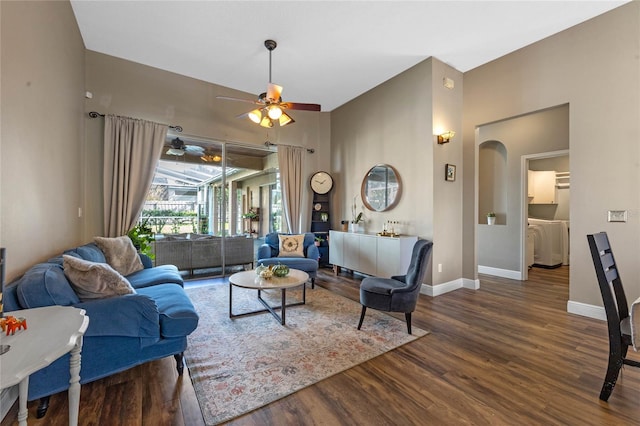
top-left (248, 109), bottom-right (263, 123)
top-left (260, 116), bottom-right (274, 128)
top-left (217, 39), bottom-right (320, 129)
top-left (201, 154), bottom-right (222, 162)
top-left (279, 112), bottom-right (295, 126)
top-left (267, 105), bottom-right (283, 120)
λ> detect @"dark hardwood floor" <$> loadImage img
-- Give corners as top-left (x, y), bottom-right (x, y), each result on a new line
top-left (4, 266), bottom-right (640, 425)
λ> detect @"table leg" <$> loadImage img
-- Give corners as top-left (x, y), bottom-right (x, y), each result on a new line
top-left (281, 289), bottom-right (286, 325)
top-left (17, 376), bottom-right (28, 426)
top-left (68, 336), bottom-right (83, 426)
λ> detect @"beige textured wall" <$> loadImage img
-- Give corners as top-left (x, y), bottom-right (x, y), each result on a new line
top-left (332, 59), bottom-right (434, 244)
top-left (476, 105), bottom-right (569, 272)
top-left (0, 1), bottom-right (85, 281)
top-left (464, 2), bottom-right (640, 307)
top-left (432, 59), bottom-right (464, 284)
top-left (331, 58), bottom-right (463, 285)
top-left (84, 51), bottom-right (330, 239)
top-left (331, 59), bottom-right (433, 284)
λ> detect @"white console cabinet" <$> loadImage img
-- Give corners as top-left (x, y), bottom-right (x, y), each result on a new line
top-left (329, 231), bottom-right (417, 277)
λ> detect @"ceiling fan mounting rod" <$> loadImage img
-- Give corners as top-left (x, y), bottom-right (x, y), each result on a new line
top-left (265, 39), bottom-right (277, 83)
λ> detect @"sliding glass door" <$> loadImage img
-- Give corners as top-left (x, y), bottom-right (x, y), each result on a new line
top-left (143, 135), bottom-right (278, 277)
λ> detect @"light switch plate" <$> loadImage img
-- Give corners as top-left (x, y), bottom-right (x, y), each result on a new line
top-left (608, 210), bottom-right (627, 222)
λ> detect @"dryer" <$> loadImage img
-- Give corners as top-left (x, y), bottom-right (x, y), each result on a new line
top-left (528, 218), bottom-right (568, 268)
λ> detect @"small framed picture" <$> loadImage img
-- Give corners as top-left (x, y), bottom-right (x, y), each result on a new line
top-left (445, 164), bottom-right (456, 181)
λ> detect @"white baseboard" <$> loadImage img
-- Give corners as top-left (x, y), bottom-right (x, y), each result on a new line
top-left (463, 278), bottom-right (480, 290)
top-left (567, 300), bottom-right (605, 321)
top-left (421, 278), bottom-right (463, 296)
top-left (478, 265), bottom-right (523, 280)
top-left (1, 386), bottom-right (18, 421)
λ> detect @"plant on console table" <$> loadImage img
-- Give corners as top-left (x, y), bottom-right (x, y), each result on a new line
top-left (350, 196), bottom-right (365, 232)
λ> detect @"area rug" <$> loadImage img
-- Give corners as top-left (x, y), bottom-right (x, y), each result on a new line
top-left (184, 283), bottom-right (429, 425)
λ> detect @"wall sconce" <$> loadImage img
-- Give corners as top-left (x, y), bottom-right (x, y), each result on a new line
top-left (437, 131), bottom-right (455, 144)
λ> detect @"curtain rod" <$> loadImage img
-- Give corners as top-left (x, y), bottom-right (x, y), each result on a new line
top-left (264, 141), bottom-right (314, 154)
top-left (88, 111), bottom-right (183, 133)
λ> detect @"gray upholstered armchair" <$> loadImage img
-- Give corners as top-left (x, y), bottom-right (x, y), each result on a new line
top-left (357, 239), bottom-right (433, 334)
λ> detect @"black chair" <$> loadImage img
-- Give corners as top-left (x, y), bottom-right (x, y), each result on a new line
top-left (587, 232), bottom-right (640, 401)
top-left (358, 239), bottom-right (433, 334)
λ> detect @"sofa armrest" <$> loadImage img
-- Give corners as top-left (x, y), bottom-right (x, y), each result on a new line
top-left (75, 294), bottom-right (160, 340)
top-left (257, 244), bottom-right (272, 260)
top-left (139, 253), bottom-right (153, 269)
top-left (306, 244), bottom-right (320, 260)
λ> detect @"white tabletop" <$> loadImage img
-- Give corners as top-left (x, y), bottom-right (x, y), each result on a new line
top-left (229, 269), bottom-right (309, 290)
top-left (0, 306), bottom-right (89, 388)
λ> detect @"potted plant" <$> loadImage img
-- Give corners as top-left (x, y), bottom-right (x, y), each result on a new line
top-left (487, 212), bottom-right (496, 225)
top-left (128, 219), bottom-right (155, 259)
top-left (242, 208), bottom-right (259, 221)
top-left (350, 196), bottom-right (364, 232)
top-left (314, 236), bottom-right (324, 247)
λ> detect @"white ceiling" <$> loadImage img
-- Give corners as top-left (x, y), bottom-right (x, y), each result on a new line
top-left (70, 1), bottom-right (627, 112)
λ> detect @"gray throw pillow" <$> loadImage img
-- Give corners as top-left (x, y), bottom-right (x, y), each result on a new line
top-left (94, 235), bottom-right (144, 276)
top-left (63, 255), bottom-right (136, 301)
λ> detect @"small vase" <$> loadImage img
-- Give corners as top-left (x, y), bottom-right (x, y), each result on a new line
top-left (487, 216), bottom-right (496, 225)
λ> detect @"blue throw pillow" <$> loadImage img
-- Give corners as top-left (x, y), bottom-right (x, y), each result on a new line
top-left (16, 263), bottom-right (80, 308)
top-left (65, 243), bottom-right (107, 263)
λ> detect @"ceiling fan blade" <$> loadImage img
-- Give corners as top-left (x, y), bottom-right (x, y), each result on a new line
top-left (216, 95), bottom-right (262, 106)
top-left (185, 145), bottom-right (205, 155)
top-left (166, 148), bottom-right (185, 156)
top-left (267, 83), bottom-right (283, 101)
top-left (281, 102), bottom-right (321, 112)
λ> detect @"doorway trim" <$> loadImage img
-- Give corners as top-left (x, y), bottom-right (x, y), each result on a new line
top-left (520, 149), bottom-right (569, 280)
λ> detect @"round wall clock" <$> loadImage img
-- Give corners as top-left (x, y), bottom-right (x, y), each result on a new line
top-left (310, 171), bottom-right (334, 194)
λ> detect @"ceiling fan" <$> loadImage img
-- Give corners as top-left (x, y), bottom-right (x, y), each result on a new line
top-left (165, 137), bottom-right (205, 157)
top-left (216, 39), bottom-right (321, 128)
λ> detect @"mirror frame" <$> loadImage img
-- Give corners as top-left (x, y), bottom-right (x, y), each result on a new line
top-left (361, 164), bottom-right (402, 212)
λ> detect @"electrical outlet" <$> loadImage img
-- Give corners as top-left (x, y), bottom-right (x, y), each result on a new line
top-left (438, 263), bottom-right (442, 273)
top-left (608, 210), bottom-right (627, 222)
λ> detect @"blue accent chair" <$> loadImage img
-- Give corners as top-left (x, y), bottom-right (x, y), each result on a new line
top-left (358, 239), bottom-right (433, 334)
top-left (257, 232), bottom-right (319, 287)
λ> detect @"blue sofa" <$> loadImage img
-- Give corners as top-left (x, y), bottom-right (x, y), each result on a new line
top-left (257, 232), bottom-right (319, 287)
top-left (2, 242), bottom-right (199, 417)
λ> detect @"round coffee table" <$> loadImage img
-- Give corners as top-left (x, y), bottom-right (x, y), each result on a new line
top-left (229, 269), bottom-right (309, 325)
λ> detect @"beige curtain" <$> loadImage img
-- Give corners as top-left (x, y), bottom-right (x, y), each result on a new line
top-left (103, 115), bottom-right (167, 237)
top-left (277, 145), bottom-right (304, 233)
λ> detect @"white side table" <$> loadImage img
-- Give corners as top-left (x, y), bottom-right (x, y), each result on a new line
top-left (0, 306), bottom-right (89, 426)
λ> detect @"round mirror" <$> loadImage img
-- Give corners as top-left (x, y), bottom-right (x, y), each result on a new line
top-left (361, 164), bottom-right (402, 212)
